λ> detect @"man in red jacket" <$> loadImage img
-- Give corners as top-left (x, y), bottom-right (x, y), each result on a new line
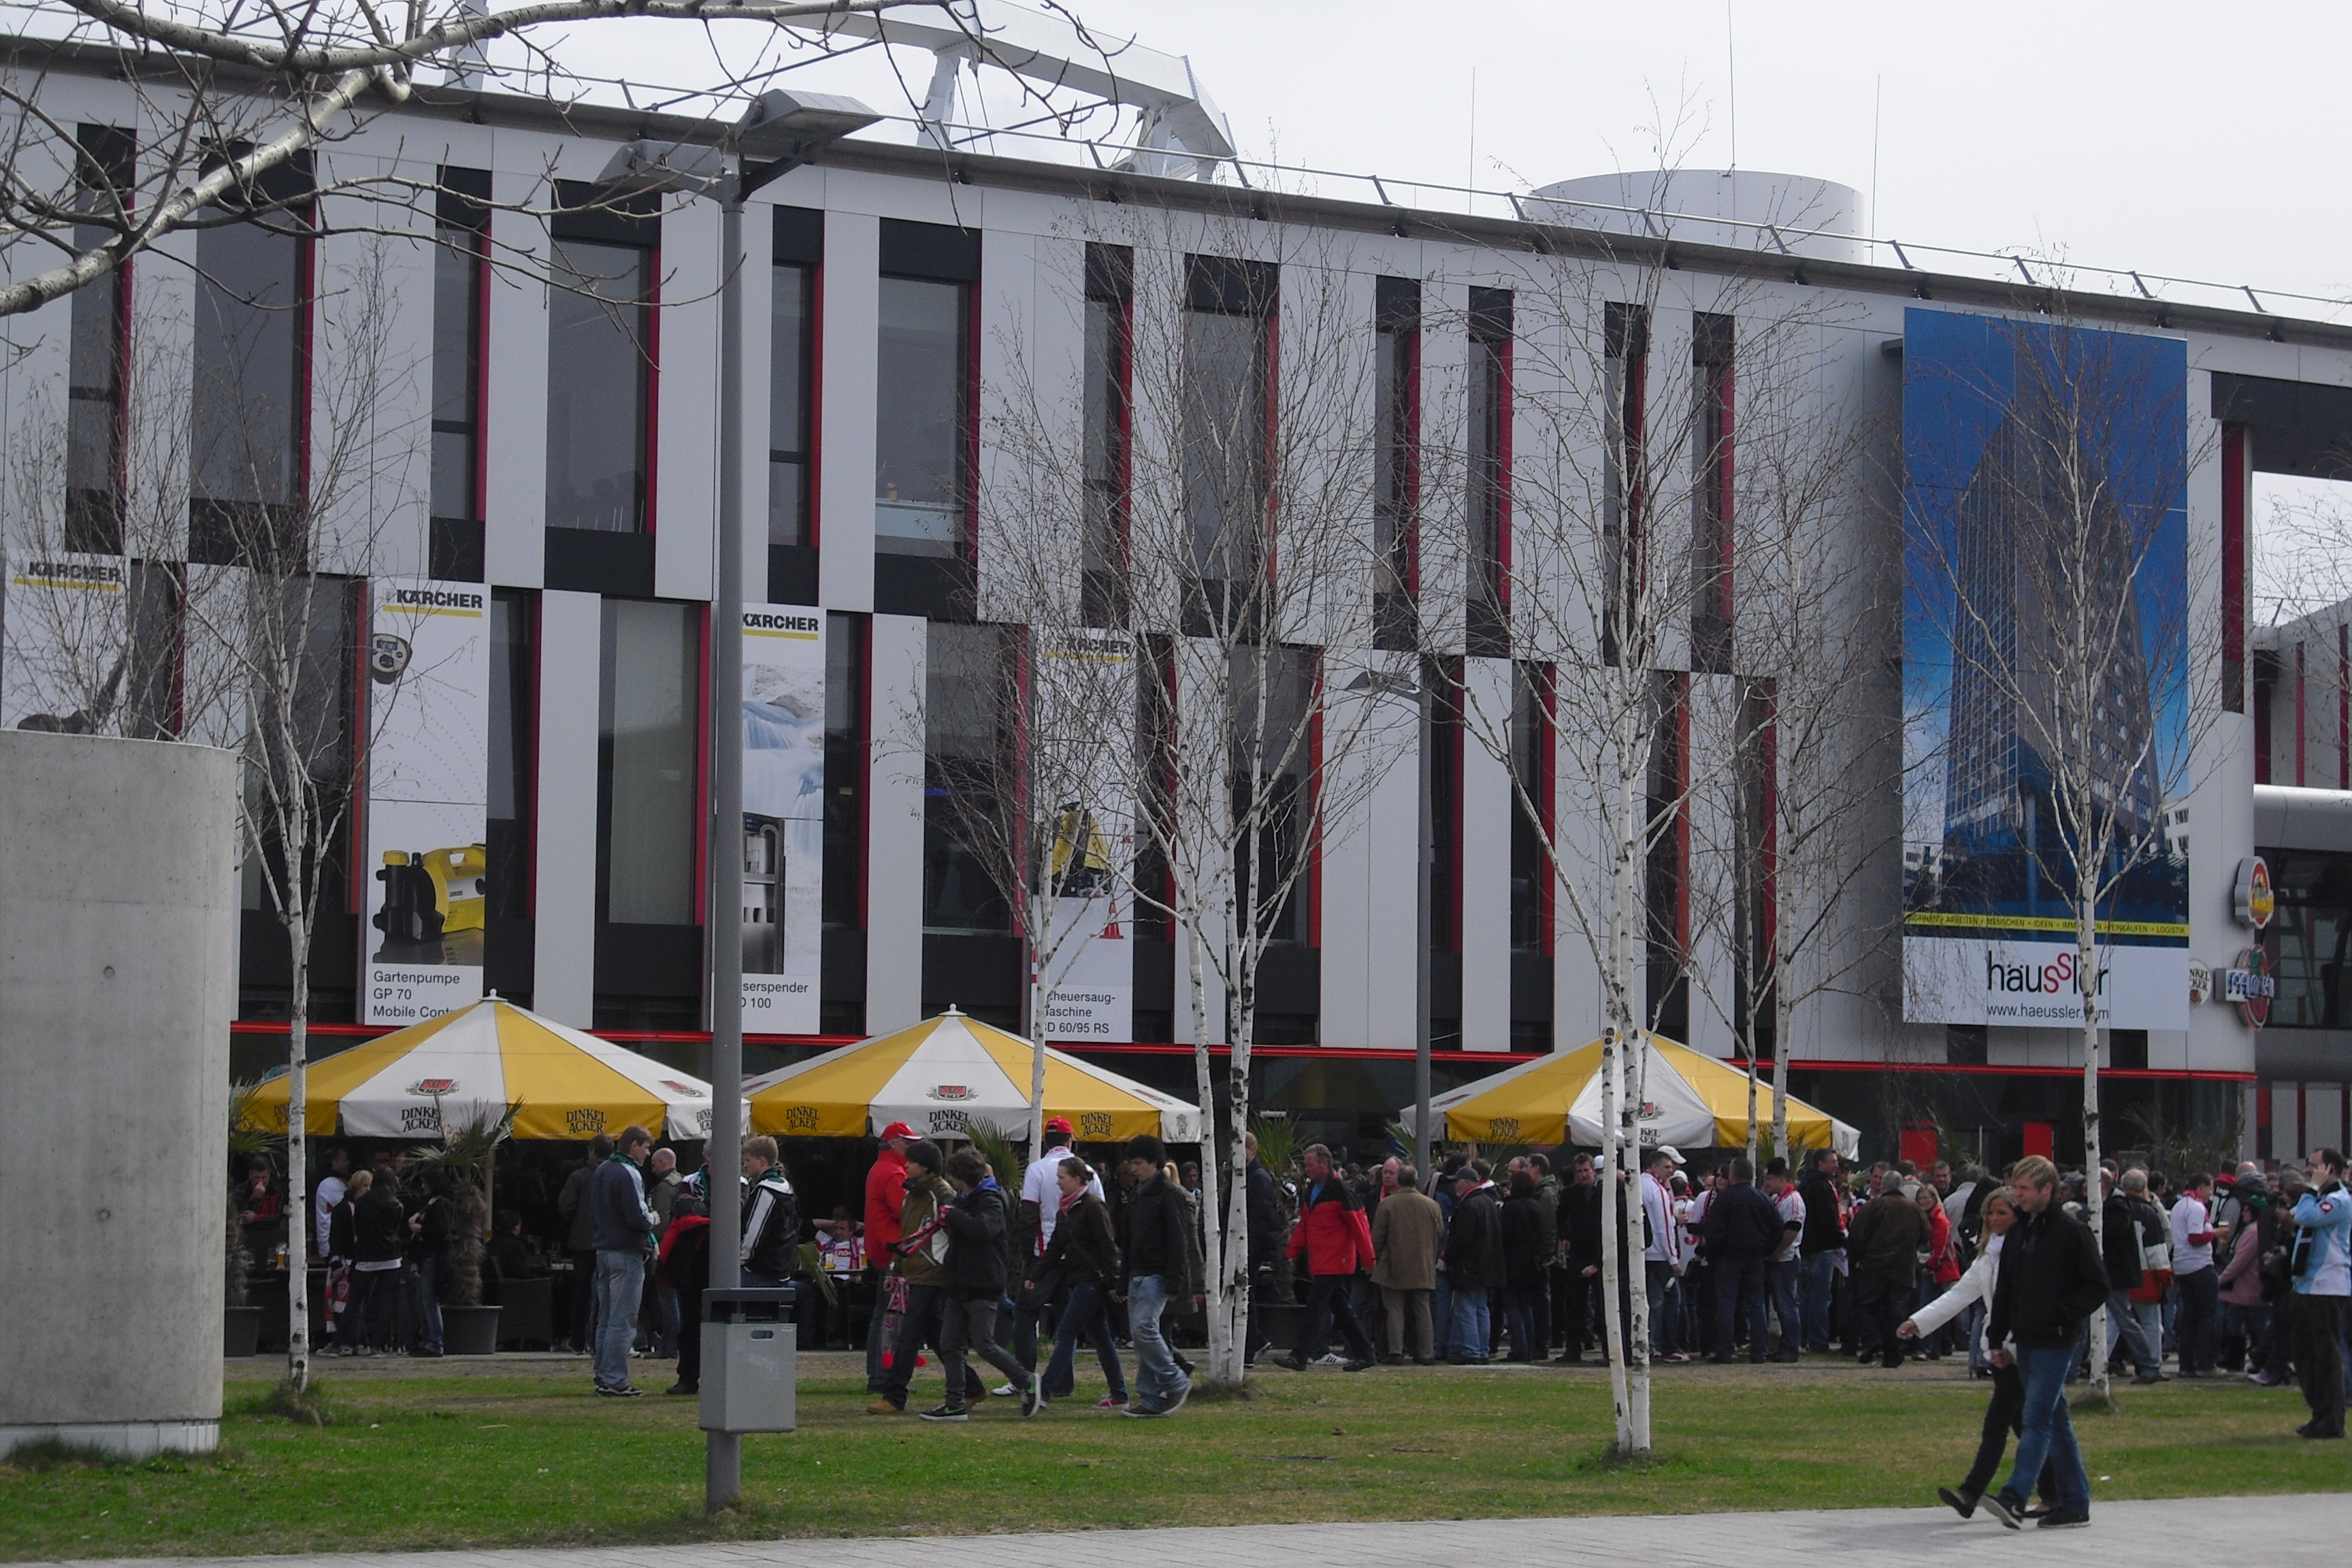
top-left (862, 1122), bottom-right (915, 1390)
top-left (1273, 1144), bottom-right (1377, 1373)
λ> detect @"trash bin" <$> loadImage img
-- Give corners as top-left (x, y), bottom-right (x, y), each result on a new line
top-left (699, 1288), bottom-right (796, 1433)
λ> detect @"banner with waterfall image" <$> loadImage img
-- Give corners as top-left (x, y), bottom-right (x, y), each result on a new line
top-left (740, 606), bottom-right (826, 1034)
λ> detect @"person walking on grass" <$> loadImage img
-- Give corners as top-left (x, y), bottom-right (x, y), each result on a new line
top-left (1976, 1156), bottom-right (2108, 1531)
top-left (870, 1140), bottom-right (978, 1415)
top-left (1275, 1143), bottom-right (1379, 1373)
top-left (1844, 1167), bottom-right (1929, 1369)
top-left (862, 1122), bottom-right (915, 1392)
top-left (589, 1126), bottom-right (659, 1396)
top-left (1037, 1156), bottom-right (1130, 1410)
top-left (2287, 1147), bottom-right (2350, 1440)
top-left (1899, 1188), bottom-right (2055, 1521)
top-left (1115, 1134), bottom-right (1201, 1417)
top-left (919, 1147), bottom-right (1036, 1422)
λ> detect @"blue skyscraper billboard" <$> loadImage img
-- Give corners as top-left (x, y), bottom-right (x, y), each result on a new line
top-left (1901, 308), bottom-right (2191, 1030)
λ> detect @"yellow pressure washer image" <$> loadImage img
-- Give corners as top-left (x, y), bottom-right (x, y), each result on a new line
top-left (373, 844), bottom-right (487, 945)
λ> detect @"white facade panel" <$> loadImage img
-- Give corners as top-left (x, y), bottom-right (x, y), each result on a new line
top-left (818, 212), bottom-right (880, 612)
top-left (1459, 656), bottom-right (1514, 1050)
top-left (865, 612), bottom-right (926, 1031)
top-left (654, 202), bottom-right (720, 603)
top-left (483, 167), bottom-right (549, 587)
top-left (531, 591), bottom-right (601, 1024)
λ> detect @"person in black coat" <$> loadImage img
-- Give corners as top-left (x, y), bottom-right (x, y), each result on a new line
top-left (1443, 1165), bottom-right (1504, 1365)
top-left (1243, 1132), bottom-right (1284, 1365)
top-left (1556, 1154), bottom-right (1605, 1361)
top-left (923, 1147), bottom-right (1032, 1421)
top-left (353, 1169), bottom-right (408, 1354)
top-left (1701, 1156), bottom-right (1782, 1365)
top-left (1978, 1157), bottom-right (2108, 1530)
top-left (1037, 1157), bottom-right (1130, 1407)
top-left (1499, 1169), bottom-right (1550, 1362)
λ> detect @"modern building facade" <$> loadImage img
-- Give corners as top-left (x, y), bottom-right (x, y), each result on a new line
top-left (7, 46), bottom-right (2352, 1162)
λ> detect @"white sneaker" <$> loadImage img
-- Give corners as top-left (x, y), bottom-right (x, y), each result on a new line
top-left (992, 1382), bottom-right (1019, 1397)
top-left (1309, 1352), bottom-right (1345, 1367)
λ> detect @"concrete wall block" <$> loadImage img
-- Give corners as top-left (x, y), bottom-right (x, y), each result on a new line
top-left (0, 732), bottom-right (236, 1449)
top-left (531, 591), bottom-right (600, 1023)
top-left (818, 213), bottom-right (880, 612)
top-left (865, 613), bottom-right (926, 1031)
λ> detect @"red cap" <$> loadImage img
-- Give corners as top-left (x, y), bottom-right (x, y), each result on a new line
top-left (879, 1121), bottom-right (917, 1142)
top-left (1045, 1115), bottom-right (1075, 1134)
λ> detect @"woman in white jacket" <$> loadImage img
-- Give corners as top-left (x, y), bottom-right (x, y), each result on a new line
top-left (1898, 1188), bottom-right (2052, 1521)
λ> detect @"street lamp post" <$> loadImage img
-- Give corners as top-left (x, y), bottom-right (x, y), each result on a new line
top-left (596, 88), bottom-right (876, 1514)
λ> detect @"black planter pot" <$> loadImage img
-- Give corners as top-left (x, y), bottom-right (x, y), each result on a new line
top-left (224, 1305), bottom-right (262, 1358)
top-left (442, 1305), bottom-right (502, 1356)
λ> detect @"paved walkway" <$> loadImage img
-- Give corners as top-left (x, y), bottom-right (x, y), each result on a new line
top-left (36, 1496), bottom-right (2346, 1568)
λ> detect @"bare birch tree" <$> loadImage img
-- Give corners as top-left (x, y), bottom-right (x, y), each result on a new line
top-left (1904, 297), bottom-right (2212, 1406)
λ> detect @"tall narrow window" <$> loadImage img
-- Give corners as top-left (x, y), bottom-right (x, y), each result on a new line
top-left (431, 167), bottom-right (491, 579)
top-left (1467, 287), bottom-right (1513, 657)
top-left (1232, 646), bottom-right (1315, 949)
top-left (875, 276), bottom-right (971, 557)
top-left (924, 622), bottom-right (1014, 932)
top-left (1083, 242), bottom-right (1134, 626)
top-left (597, 599), bottom-right (699, 926)
top-left (1734, 677), bottom-right (1776, 1060)
top-left (1374, 276), bottom-right (1420, 650)
top-left (546, 186), bottom-right (655, 534)
top-left (1646, 670), bottom-right (1690, 1040)
top-left (771, 207), bottom-right (821, 555)
top-left (65, 125), bottom-right (133, 555)
top-left (486, 589), bottom-right (535, 922)
top-left (1692, 312), bottom-right (1735, 673)
top-left (189, 151), bottom-right (312, 568)
top-left (2221, 425), bottom-right (2249, 714)
top-left (1425, 654), bottom-right (1464, 1049)
top-left (1183, 255), bottom-right (1275, 599)
top-left (821, 610), bottom-right (868, 1035)
top-left (1603, 302), bottom-right (1650, 666)
top-left (1509, 662), bottom-right (1552, 954)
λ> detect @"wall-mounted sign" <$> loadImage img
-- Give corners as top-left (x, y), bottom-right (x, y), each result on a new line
top-left (2223, 945), bottom-right (2275, 1029)
top-left (2187, 960), bottom-right (2212, 1006)
top-left (2234, 856), bottom-right (2274, 930)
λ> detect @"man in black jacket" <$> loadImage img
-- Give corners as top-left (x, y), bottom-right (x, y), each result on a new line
top-left (1443, 1164), bottom-right (1503, 1365)
top-left (1701, 1157), bottom-right (1780, 1365)
top-left (1980, 1156), bottom-right (2108, 1531)
top-left (1795, 1149), bottom-right (1846, 1353)
top-left (1556, 1154), bottom-right (1604, 1361)
top-left (1117, 1134), bottom-right (1200, 1417)
top-left (921, 1147), bottom-right (1034, 1422)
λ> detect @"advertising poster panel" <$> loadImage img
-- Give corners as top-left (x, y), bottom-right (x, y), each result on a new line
top-left (741, 605), bottom-right (825, 1034)
top-left (2, 553), bottom-right (128, 730)
top-left (362, 579), bottom-right (489, 1025)
top-left (1900, 308), bottom-right (2190, 1029)
top-left (1037, 629), bottom-right (1133, 1043)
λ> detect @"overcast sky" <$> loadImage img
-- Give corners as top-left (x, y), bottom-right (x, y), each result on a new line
top-left (550, 0), bottom-right (2352, 305)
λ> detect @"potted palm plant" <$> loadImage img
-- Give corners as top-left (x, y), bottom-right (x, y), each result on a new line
top-left (223, 1081), bottom-right (279, 1356)
top-left (412, 1099), bottom-right (521, 1355)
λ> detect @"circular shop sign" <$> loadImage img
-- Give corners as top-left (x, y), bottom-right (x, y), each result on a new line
top-left (2234, 855), bottom-right (2274, 930)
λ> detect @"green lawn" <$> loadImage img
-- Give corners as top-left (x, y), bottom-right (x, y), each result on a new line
top-left (3, 1357), bottom-right (2342, 1560)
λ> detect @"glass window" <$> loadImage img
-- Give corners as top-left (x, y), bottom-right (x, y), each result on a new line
top-left (924, 622), bottom-right (1012, 933)
top-left (2265, 848), bottom-right (2352, 1029)
top-left (546, 239), bottom-right (651, 533)
top-left (431, 221), bottom-right (487, 523)
top-left (487, 589), bottom-right (534, 921)
top-left (1373, 279), bottom-right (1419, 617)
top-left (875, 276), bottom-right (968, 557)
top-left (1604, 302), bottom-right (1650, 666)
top-left (770, 261), bottom-right (814, 549)
top-left (598, 599), bottom-right (698, 924)
top-left (1467, 287), bottom-right (1511, 638)
top-left (191, 220), bottom-right (306, 514)
top-left (1183, 308), bottom-right (1267, 584)
top-left (1234, 646), bottom-right (1313, 945)
top-left (1509, 663), bottom-right (1551, 953)
top-left (65, 225), bottom-right (125, 553)
top-left (823, 612), bottom-right (865, 929)
top-left (1691, 312), bottom-right (1735, 673)
top-left (1083, 243), bottom-right (1133, 624)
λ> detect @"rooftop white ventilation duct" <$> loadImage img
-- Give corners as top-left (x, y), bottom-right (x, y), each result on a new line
top-left (1529, 170), bottom-right (1864, 262)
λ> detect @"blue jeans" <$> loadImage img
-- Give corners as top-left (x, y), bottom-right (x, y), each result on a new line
top-left (864, 1268), bottom-right (890, 1388)
top-left (1127, 1274), bottom-right (1188, 1410)
top-left (592, 1250), bottom-right (646, 1390)
top-left (1768, 1259), bottom-right (1801, 1353)
top-left (405, 1256), bottom-right (444, 1354)
top-left (2107, 1290), bottom-right (2161, 1374)
top-left (1799, 1252), bottom-right (1838, 1350)
top-left (1448, 1286), bottom-right (1490, 1360)
top-left (1042, 1281), bottom-right (1127, 1402)
top-left (2000, 1345), bottom-right (2090, 1514)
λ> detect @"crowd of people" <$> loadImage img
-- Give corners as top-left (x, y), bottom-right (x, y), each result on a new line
top-left (255, 1116), bottom-right (2352, 1494)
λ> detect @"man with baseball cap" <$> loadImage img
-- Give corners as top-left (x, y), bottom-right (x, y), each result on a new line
top-left (862, 1122), bottom-right (916, 1391)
